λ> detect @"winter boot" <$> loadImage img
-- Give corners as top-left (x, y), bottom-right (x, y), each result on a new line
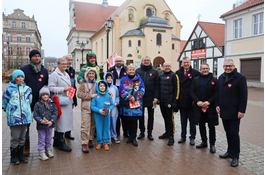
top-left (58, 140), bottom-right (72, 152)
top-left (53, 137), bottom-right (59, 147)
top-left (39, 150), bottom-right (49, 160)
top-left (17, 145), bottom-right (28, 163)
top-left (45, 147), bottom-right (54, 158)
top-left (23, 139), bottom-right (30, 157)
top-left (10, 147), bottom-right (20, 165)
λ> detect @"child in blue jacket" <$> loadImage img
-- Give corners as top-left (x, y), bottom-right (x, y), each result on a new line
top-left (91, 80), bottom-right (114, 151)
top-left (2, 70), bottom-right (32, 165)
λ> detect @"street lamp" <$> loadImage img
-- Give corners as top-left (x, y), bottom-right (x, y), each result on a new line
top-left (76, 39), bottom-right (89, 69)
top-left (105, 17), bottom-right (114, 69)
top-left (7, 41), bottom-right (10, 70)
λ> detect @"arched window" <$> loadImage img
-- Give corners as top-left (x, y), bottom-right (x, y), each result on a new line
top-left (138, 40), bottom-right (141, 47)
top-left (127, 54), bottom-right (132, 57)
top-left (21, 22), bottom-right (26, 28)
top-left (172, 44), bottom-right (174, 50)
top-left (156, 33), bottom-right (161, 45)
top-left (146, 9), bottom-right (152, 17)
top-left (128, 40), bottom-right (132, 47)
top-left (12, 21), bottom-right (16, 28)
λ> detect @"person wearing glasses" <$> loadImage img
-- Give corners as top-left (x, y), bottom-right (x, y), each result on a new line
top-left (216, 59), bottom-right (247, 167)
top-left (48, 57), bottom-right (74, 152)
top-left (189, 63), bottom-right (218, 153)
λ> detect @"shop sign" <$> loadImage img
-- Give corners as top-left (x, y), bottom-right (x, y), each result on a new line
top-left (191, 49), bottom-right (206, 59)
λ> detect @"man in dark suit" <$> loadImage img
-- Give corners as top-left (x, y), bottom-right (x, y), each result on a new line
top-left (216, 59), bottom-right (247, 167)
top-left (176, 57), bottom-right (199, 145)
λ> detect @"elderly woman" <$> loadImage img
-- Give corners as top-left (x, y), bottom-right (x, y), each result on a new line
top-left (48, 57), bottom-right (73, 152)
top-left (119, 65), bottom-right (145, 146)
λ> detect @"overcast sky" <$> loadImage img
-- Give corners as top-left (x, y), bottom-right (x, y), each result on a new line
top-left (2, 0), bottom-right (235, 57)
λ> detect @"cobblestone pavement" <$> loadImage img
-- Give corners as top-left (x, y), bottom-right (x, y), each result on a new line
top-left (2, 83), bottom-right (264, 175)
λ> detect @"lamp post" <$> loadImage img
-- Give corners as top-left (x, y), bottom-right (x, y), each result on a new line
top-left (105, 17), bottom-right (114, 69)
top-left (76, 40), bottom-right (89, 70)
top-left (7, 41), bottom-right (10, 70)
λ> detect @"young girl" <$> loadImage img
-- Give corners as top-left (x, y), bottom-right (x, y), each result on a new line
top-left (33, 86), bottom-right (58, 160)
top-left (2, 70), bottom-right (32, 165)
top-left (104, 72), bottom-right (120, 143)
top-left (91, 81), bottom-right (114, 151)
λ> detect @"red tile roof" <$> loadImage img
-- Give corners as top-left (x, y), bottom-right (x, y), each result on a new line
top-left (180, 40), bottom-right (187, 53)
top-left (74, 1), bottom-right (118, 31)
top-left (221, 0), bottom-right (264, 18)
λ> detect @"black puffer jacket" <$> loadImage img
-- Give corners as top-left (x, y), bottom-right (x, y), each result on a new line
top-left (136, 63), bottom-right (159, 107)
top-left (107, 65), bottom-right (127, 89)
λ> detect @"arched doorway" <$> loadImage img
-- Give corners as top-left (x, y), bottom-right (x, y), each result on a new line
top-left (153, 56), bottom-right (165, 68)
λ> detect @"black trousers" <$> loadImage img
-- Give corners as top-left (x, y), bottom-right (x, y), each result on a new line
top-left (199, 111), bottom-right (216, 145)
top-left (127, 118), bottom-right (137, 139)
top-left (160, 103), bottom-right (175, 137)
top-left (222, 119), bottom-right (240, 159)
top-left (116, 106), bottom-right (129, 135)
top-left (54, 131), bottom-right (65, 141)
top-left (138, 106), bottom-right (154, 134)
top-left (180, 108), bottom-right (196, 139)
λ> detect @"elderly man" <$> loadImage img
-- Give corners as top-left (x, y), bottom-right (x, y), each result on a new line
top-left (107, 56), bottom-right (128, 138)
top-left (158, 62), bottom-right (180, 145)
top-left (136, 56), bottom-right (159, 141)
top-left (176, 57), bottom-right (199, 145)
top-left (216, 59), bottom-right (247, 167)
top-left (64, 54), bottom-right (77, 140)
top-left (189, 63), bottom-right (218, 153)
top-left (20, 49), bottom-right (49, 156)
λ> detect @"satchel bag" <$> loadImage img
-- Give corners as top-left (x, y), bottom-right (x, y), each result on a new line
top-left (55, 87), bottom-right (70, 106)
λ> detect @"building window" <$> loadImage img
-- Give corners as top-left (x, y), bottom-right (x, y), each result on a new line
top-left (12, 21), bottom-right (16, 28)
top-left (193, 60), bottom-right (199, 70)
top-left (156, 33), bottom-right (161, 46)
top-left (126, 59), bottom-right (134, 66)
top-left (254, 13), bottom-right (263, 35)
top-left (26, 47), bottom-right (30, 55)
top-left (17, 47), bottom-right (22, 55)
top-left (138, 40), bottom-right (141, 47)
top-left (172, 44), bottom-right (174, 50)
top-left (8, 47), bottom-right (13, 55)
top-left (213, 58), bottom-right (218, 77)
top-left (192, 39), bottom-right (205, 50)
top-left (127, 54), bottom-right (132, 57)
top-left (26, 35), bottom-right (30, 42)
top-left (8, 33), bottom-right (12, 41)
top-left (146, 9), bottom-right (152, 17)
top-left (201, 59), bottom-right (206, 64)
top-left (21, 22), bottom-right (26, 28)
top-left (17, 34), bottom-right (22, 42)
top-left (234, 19), bottom-right (242, 38)
top-left (128, 40), bottom-right (132, 47)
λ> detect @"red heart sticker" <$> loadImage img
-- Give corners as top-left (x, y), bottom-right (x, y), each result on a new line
top-left (211, 82), bottom-right (215, 85)
top-left (189, 76), bottom-right (192, 79)
top-left (188, 74), bottom-right (190, 76)
top-left (124, 73), bottom-right (126, 75)
top-left (71, 73), bottom-right (73, 76)
top-left (228, 84), bottom-right (232, 87)
top-left (86, 91), bottom-right (89, 94)
top-left (111, 70), bottom-right (114, 73)
top-left (167, 76), bottom-right (169, 79)
top-left (38, 78), bottom-right (42, 82)
top-left (40, 74), bottom-right (43, 78)
top-left (150, 73), bottom-right (152, 76)
top-left (97, 96), bottom-right (100, 98)
top-left (67, 77), bottom-right (70, 80)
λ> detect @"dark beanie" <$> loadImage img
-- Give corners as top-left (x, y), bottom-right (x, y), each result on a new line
top-left (29, 50), bottom-right (41, 60)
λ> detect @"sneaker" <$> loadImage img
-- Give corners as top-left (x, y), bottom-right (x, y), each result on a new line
top-left (103, 142), bottom-right (109, 151)
top-left (39, 150), bottom-right (48, 161)
top-left (96, 143), bottom-right (103, 150)
top-left (82, 144), bottom-right (89, 153)
top-left (113, 137), bottom-right (120, 144)
top-left (45, 147), bottom-right (54, 158)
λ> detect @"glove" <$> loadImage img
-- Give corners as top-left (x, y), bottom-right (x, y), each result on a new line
top-left (172, 100), bottom-right (179, 112)
top-left (99, 65), bottom-right (104, 73)
top-left (78, 79), bottom-right (86, 84)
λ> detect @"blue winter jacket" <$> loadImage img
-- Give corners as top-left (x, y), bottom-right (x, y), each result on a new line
top-left (2, 81), bottom-right (33, 126)
top-left (91, 80), bottom-right (114, 118)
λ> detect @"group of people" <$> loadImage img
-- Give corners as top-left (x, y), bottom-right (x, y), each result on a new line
top-left (2, 50), bottom-right (247, 168)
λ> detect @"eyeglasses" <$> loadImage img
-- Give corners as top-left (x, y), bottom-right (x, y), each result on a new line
top-left (201, 68), bottom-right (209, 70)
top-left (115, 60), bottom-right (122, 62)
top-left (223, 65), bottom-right (234, 68)
top-left (59, 63), bottom-right (67, 66)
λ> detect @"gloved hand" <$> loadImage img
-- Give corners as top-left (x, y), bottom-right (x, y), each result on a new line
top-left (99, 65), bottom-right (104, 73)
top-left (78, 79), bottom-right (86, 84)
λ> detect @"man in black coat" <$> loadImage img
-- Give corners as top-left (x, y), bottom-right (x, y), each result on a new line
top-left (64, 54), bottom-right (77, 140)
top-left (216, 59), bottom-right (248, 167)
top-left (135, 56), bottom-right (159, 141)
top-left (189, 63), bottom-right (218, 153)
top-left (158, 62), bottom-right (180, 145)
top-left (176, 56), bottom-right (199, 145)
top-left (107, 56), bottom-right (128, 137)
top-left (20, 49), bottom-right (49, 157)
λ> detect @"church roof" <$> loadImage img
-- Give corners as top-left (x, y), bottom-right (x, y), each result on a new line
top-left (120, 29), bottom-right (145, 38)
top-left (172, 34), bottom-right (180, 40)
top-left (138, 13), bottom-right (173, 29)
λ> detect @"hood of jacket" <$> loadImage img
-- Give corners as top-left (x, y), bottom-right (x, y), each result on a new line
top-left (84, 68), bottom-right (98, 83)
top-left (8, 80), bottom-right (26, 88)
top-left (95, 80), bottom-right (109, 94)
top-left (85, 51), bottom-right (98, 67)
top-left (104, 72), bottom-right (114, 87)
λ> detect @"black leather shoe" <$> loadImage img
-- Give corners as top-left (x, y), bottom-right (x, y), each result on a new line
top-left (65, 134), bottom-right (75, 140)
top-left (231, 159), bottom-right (238, 167)
top-left (159, 132), bottom-right (168, 139)
top-left (148, 134), bottom-right (154, 141)
top-left (219, 152), bottom-right (232, 159)
top-left (210, 145), bottom-right (216, 153)
top-left (190, 138), bottom-right (195, 145)
top-left (58, 140), bottom-right (72, 152)
top-left (167, 137), bottom-right (175, 146)
top-left (137, 132), bottom-right (145, 139)
top-left (178, 138), bottom-right (186, 143)
top-left (126, 138), bottom-right (132, 143)
top-left (132, 139), bottom-right (138, 146)
top-left (196, 142), bottom-right (207, 148)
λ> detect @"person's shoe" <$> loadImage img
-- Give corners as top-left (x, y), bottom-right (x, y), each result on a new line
top-left (126, 137), bottom-right (133, 143)
top-left (10, 147), bottom-right (20, 165)
top-left (167, 137), bottom-right (175, 146)
top-left (219, 152), bottom-right (232, 159)
top-left (103, 143), bottom-right (109, 151)
top-left (210, 145), bottom-right (216, 153)
top-left (53, 137), bottom-right (59, 147)
top-left (196, 142), bottom-right (207, 148)
top-left (58, 140), bottom-right (72, 152)
top-left (23, 138), bottom-right (30, 157)
top-left (178, 137), bottom-right (186, 143)
top-left (65, 133), bottom-right (75, 140)
top-left (190, 138), bottom-right (195, 145)
top-left (123, 132), bottom-right (129, 138)
top-left (82, 144), bottom-right (89, 153)
top-left (96, 143), bottom-right (103, 150)
top-left (112, 137), bottom-right (120, 144)
top-left (148, 134), bottom-right (154, 141)
top-left (159, 132), bottom-right (168, 139)
top-left (231, 159), bottom-right (239, 167)
top-left (17, 145), bottom-right (28, 163)
top-left (132, 139), bottom-right (138, 146)
top-left (137, 132), bottom-right (145, 139)
top-left (89, 140), bottom-right (94, 148)
top-left (39, 150), bottom-right (49, 161)
top-left (45, 147), bottom-right (54, 158)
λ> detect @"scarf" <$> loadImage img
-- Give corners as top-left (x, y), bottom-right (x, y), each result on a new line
top-left (30, 61), bottom-right (42, 74)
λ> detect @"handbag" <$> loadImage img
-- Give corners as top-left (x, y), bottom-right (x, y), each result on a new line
top-left (52, 95), bottom-right (62, 119)
top-left (55, 87), bottom-right (70, 106)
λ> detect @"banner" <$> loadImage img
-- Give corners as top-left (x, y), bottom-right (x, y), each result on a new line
top-left (107, 50), bottom-right (118, 68)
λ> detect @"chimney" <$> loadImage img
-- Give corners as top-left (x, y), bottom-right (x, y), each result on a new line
top-left (102, 0), bottom-right (108, 7)
top-left (233, 3), bottom-right (236, 9)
